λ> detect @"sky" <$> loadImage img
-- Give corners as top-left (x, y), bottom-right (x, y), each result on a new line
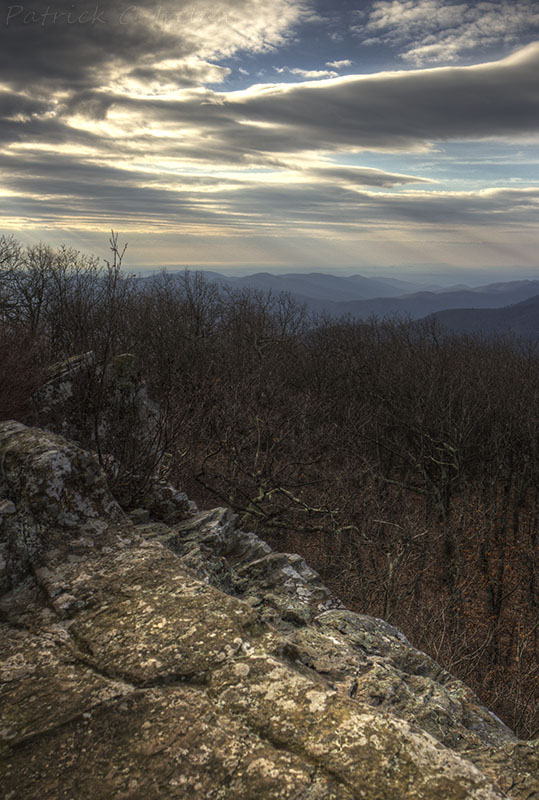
top-left (1, 0), bottom-right (539, 277)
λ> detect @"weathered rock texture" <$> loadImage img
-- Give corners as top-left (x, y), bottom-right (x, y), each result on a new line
top-left (0, 422), bottom-right (537, 799)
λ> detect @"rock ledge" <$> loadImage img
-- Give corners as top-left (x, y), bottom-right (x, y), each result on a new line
top-left (0, 423), bottom-right (537, 799)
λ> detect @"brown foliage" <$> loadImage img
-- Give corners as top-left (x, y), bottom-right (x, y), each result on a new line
top-left (0, 324), bottom-right (43, 422)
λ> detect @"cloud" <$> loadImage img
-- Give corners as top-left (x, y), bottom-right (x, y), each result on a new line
top-left (1, 3), bottom-right (538, 257)
top-left (275, 67), bottom-right (338, 79)
top-left (303, 165), bottom-right (433, 187)
top-left (0, 0), bottom-right (313, 95)
top-left (4, 5), bottom-right (538, 162)
top-left (156, 43), bottom-right (539, 157)
top-left (0, 148), bottom-right (430, 223)
top-left (325, 59), bottom-right (353, 69)
top-left (356, 0), bottom-right (539, 63)
top-left (127, 60), bottom-right (232, 92)
top-left (208, 183), bottom-right (539, 230)
top-left (2, 142), bottom-right (537, 237)
top-left (3, 43), bottom-right (539, 177)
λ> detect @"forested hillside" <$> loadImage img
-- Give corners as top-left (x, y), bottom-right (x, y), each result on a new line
top-left (1, 235), bottom-right (537, 739)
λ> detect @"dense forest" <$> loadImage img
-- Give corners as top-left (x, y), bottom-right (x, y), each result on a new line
top-left (1, 234), bottom-right (537, 739)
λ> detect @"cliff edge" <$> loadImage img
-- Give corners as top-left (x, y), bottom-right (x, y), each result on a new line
top-left (0, 422), bottom-right (537, 799)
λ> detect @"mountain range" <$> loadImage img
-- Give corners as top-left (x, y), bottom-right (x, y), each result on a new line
top-left (145, 270), bottom-right (539, 337)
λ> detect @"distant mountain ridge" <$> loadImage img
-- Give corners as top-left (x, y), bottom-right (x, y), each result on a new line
top-left (329, 282), bottom-right (539, 320)
top-left (141, 270), bottom-right (539, 323)
top-left (423, 293), bottom-right (539, 339)
top-left (186, 271), bottom-right (423, 302)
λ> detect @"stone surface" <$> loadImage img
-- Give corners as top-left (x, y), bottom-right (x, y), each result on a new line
top-left (0, 422), bottom-right (537, 799)
top-left (140, 507), bottom-right (341, 623)
top-left (0, 420), bottom-right (123, 594)
top-left (142, 481), bottom-right (196, 525)
top-left (0, 500), bottom-right (16, 516)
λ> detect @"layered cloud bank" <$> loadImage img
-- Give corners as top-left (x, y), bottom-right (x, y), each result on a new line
top-left (1, 0), bottom-right (538, 269)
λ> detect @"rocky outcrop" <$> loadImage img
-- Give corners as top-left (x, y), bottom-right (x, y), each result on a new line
top-left (33, 352), bottom-right (160, 447)
top-left (0, 420), bottom-right (123, 595)
top-left (32, 352), bottom-right (165, 509)
top-left (0, 422), bottom-right (537, 799)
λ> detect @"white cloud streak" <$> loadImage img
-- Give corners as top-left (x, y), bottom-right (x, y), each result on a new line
top-left (274, 67), bottom-right (339, 79)
top-left (325, 59), bottom-right (353, 69)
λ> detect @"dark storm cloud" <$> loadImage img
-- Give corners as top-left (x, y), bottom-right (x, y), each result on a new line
top-left (0, 162), bottom-right (233, 226)
top-left (0, 148), bottom-right (427, 223)
top-left (0, 112), bottom-right (113, 151)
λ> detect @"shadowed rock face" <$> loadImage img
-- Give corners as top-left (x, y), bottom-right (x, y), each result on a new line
top-left (0, 423), bottom-right (537, 799)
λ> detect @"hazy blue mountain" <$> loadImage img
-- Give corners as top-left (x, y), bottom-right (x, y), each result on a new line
top-left (325, 282), bottom-right (539, 320)
top-left (467, 280), bottom-right (539, 294)
top-left (218, 272), bottom-right (420, 301)
top-left (349, 275), bottom-right (423, 293)
top-left (422, 294), bottom-right (539, 339)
